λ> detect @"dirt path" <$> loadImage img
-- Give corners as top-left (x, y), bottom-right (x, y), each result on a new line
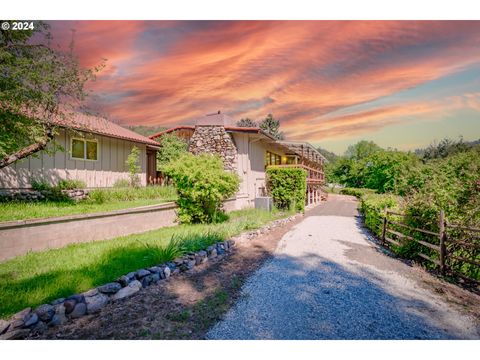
top-left (207, 195), bottom-right (480, 339)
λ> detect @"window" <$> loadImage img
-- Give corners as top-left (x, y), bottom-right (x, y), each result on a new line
top-left (265, 151), bottom-right (281, 167)
top-left (71, 138), bottom-right (98, 161)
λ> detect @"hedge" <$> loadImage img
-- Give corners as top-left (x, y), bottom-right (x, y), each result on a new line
top-left (266, 167), bottom-right (307, 212)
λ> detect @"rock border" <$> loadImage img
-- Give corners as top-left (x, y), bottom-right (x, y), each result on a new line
top-left (0, 213), bottom-right (301, 340)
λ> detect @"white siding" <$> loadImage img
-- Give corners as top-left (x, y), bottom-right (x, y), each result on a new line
top-left (0, 129), bottom-right (148, 189)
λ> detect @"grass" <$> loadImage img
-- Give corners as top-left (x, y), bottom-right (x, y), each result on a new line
top-left (0, 186), bottom-right (177, 222)
top-left (0, 208), bottom-right (294, 319)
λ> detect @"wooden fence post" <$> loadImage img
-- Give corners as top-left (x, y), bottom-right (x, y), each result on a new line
top-left (381, 206), bottom-right (387, 245)
top-left (439, 209), bottom-right (446, 275)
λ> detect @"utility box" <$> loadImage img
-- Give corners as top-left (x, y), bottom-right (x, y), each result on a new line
top-left (255, 196), bottom-right (273, 212)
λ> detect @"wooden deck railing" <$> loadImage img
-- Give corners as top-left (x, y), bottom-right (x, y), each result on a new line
top-left (380, 208), bottom-right (480, 286)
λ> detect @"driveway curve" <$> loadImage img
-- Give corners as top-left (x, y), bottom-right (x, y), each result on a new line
top-left (207, 195), bottom-right (480, 339)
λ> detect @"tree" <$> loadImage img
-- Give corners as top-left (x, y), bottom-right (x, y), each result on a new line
top-left (156, 133), bottom-right (188, 170)
top-left (0, 22), bottom-right (103, 169)
top-left (259, 114), bottom-right (285, 140)
top-left (126, 146), bottom-right (141, 187)
top-left (127, 125), bottom-right (167, 137)
top-left (344, 140), bottom-right (381, 161)
top-left (236, 118), bottom-right (258, 127)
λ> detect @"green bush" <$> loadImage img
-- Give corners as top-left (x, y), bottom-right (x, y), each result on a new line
top-left (57, 179), bottom-right (87, 190)
top-left (126, 146), bottom-right (141, 187)
top-left (31, 179), bottom-right (52, 191)
top-left (156, 133), bottom-right (188, 171)
top-left (339, 187), bottom-right (376, 197)
top-left (359, 193), bottom-right (402, 237)
top-left (163, 153), bottom-right (240, 224)
top-left (266, 167), bottom-right (307, 212)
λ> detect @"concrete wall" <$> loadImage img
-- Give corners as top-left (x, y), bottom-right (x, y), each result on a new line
top-left (0, 128), bottom-right (147, 189)
top-left (0, 202), bottom-right (177, 262)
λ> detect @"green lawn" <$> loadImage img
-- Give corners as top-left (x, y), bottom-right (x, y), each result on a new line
top-left (0, 186), bottom-right (178, 222)
top-left (0, 208), bottom-right (294, 319)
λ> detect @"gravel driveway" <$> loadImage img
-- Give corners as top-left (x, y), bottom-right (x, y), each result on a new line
top-left (207, 195), bottom-right (480, 339)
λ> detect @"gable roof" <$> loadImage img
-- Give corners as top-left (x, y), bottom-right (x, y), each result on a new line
top-left (149, 125), bottom-right (276, 141)
top-left (51, 113), bottom-right (160, 147)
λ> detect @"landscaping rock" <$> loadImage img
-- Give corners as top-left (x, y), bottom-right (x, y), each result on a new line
top-left (223, 241), bottom-right (230, 250)
top-left (0, 319), bottom-right (10, 335)
top-left (173, 258), bottom-right (184, 267)
top-left (151, 273), bottom-right (160, 283)
top-left (63, 299), bottom-right (77, 314)
top-left (141, 274), bottom-right (154, 288)
top-left (0, 328), bottom-right (30, 340)
top-left (135, 269), bottom-right (151, 279)
top-left (195, 251), bottom-right (208, 265)
top-left (10, 318), bottom-right (25, 330)
top-left (31, 320), bottom-right (47, 333)
top-left (207, 246), bottom-right (217, 258)
top-left (67, 294), bottom-right (85, 302)
top-left (35, 304), bottom-right (55, 322)
top-left (24, 313), bottom-right (39, 327)
top-left (85, 293), bottom-right (109, 314)
top-left (98, 282), bottom-right (122, 294)
top-left (111, 280), bottom-right (142, 301)
top-left (163, 266), bottom-right (171, 279)
top-left (48, 305), bottom-right (67, 327)
top-left (51, 298), bottom-right (65, 306)
top-left (148, 266), bottom-right (162, 273)
top-left (82, 288), bottom-right (98, 298)
top-left (69, 303), bottom-right (87, 319)
top-left (118, 275), bottom-right (131, 287)
top-left (13, 307), bottom-right (31, 321)
top-left (126, 272), bottom-right (136, 281)
top-left (228, 239), bottom-right (235, 247)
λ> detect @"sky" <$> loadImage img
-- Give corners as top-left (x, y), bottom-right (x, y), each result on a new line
top-left (47, 20), bottom-right (480, 154)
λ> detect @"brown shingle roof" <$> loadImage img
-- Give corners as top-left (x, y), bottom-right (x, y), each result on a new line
top-left (51, 113), bottom-right (160, 147)
top-left (149, 125), bottom-right (276, 141)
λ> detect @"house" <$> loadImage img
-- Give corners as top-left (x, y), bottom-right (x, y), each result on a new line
top-left (0, 113), bottom-right (161, 189)
top-left (150, 112), bottom-right (326, 210)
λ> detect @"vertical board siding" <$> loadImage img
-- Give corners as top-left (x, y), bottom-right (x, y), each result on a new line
top-left (0, 129), bottom-right (149, 189)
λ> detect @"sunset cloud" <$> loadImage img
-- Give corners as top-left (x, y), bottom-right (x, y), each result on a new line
top-left (47, 21), bottom-right (480, 151)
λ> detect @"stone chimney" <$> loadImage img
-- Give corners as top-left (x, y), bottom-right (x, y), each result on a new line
top-left (188, 111), bottom-right (238, 172)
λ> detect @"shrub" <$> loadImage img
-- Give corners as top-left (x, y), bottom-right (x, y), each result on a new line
top-left (31, 179), bottom-right (52, 191)
top-left (112, 179), bottom-right (131, 188)
top-left (156, 133), bottom-right (188, 171)
top-left (126, 146), bottom-right (141, 187)
top-left (266, 167), bottom-right (307, 212)
top-left (359, 193), bottom-right (402, 237)
top-left (57, 179), bottom-right (86, 190)
top-left (339, 187), bottom-right (376, 197)
top-left (163, 153), bottom-right (240, 224)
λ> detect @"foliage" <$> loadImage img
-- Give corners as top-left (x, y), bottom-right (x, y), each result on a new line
top-left (345, 140), bottom-right (382, 161)
top-left (316, 147), bottom-right (338, 163)
top-left (127, 125), bottom-right (167, 137)
top-left (339, 187), bottom-right (376, 198)
top-left (88, 185), bottom-right (177, 204)
top-left (266, 167), bottom-right (307, 212)
top-left (112, 179), bottom-right (131, 188)
top-left (57, 179), bottom-right (86, 190)
top-left (415, 137), bottom-right (473, 160)
top-left (30, 179), bottom-right (52, 192)
top-left (126, 146), bottom-right (141, 187)
top-left (156, 133), bottom-right (188, 171)
top-left (0, 208), bottom-right (291, 318)
top-left (163, 153), bottom-right (240, 224)
top-left (236, 118), bottom-right (258, 127)
top-left (259, 114), bottom-right (285, 140)
top-left (359, 193), bottom-right (402, 237)
top-left (0, 22), bottom-right (103, 168)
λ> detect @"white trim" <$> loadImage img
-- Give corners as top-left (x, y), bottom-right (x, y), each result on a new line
top-left (70, 137), bottom-right (99, 162)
